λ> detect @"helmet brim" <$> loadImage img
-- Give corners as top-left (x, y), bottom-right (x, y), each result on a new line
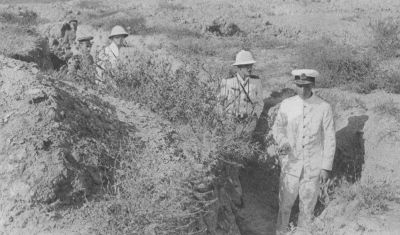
top-left (232, 60), bottom-right (256, 66)
top-left (109, 33), bottom-right (129, 39)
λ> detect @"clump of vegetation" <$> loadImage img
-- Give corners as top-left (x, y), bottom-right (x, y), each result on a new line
top-left (334, 178), bottom-right (397, 215)
top-left (66, 51), bottom-right (257, 234)
top-left (89, 14), bottom-right (148, 34)
top-left (0, 9), bottom-right (39, 26)
top-left (299, 38), bottom-right (377, 92)
top-left (370, 17), bottom-right (400, 58)
top-left (158, 1), bottom-right (185, 11)
top-left (0, 25), bottom-right (38, 57)
top-left (298, 38), bottom-right (400, 94)
top-left (75, 0), bottom-right (106, 10)
top-left (373, 99), bottom-right (400, 142)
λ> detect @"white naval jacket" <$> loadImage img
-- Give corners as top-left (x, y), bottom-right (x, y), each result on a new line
top-left (272, 94), bottom-right (336, 178)
top-left (219, 73), bottom-right (263, 117)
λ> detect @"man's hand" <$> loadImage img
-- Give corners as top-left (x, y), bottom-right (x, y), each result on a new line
top-left (278, 143), bottom-right (291, 155)
top-left (319, 169), bottom-right (330, 185)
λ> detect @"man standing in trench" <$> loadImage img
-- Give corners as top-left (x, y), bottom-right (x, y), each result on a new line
top-left (219, 50), bottom-right (264, 130)
top-left (96, 25), bottom-right (129, 81)
top-left (272, 69), bottom-right (336, 234)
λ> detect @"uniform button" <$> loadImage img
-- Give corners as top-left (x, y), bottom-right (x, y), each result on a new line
top-left (303, 136), bottom-right (305, 138)
top-left (303, 125), bottom-right (306, 128)
top-left (302, 145), bottom-right (305, 148)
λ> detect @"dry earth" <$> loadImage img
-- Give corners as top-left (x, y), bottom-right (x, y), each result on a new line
top-left (1, 0), bottom-right (400, 234)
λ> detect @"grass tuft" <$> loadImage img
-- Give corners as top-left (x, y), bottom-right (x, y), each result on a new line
top-left (0, 9), bottom-right (39, 26)
top-left (370, 17), bottom-right (400, 58)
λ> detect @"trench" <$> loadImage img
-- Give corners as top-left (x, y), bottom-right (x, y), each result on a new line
top-left (233, 89), bottom-right (369, 235)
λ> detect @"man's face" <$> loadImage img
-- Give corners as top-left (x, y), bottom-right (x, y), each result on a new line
top-left (79, 41), bottom-right (92, 53)
top-left (237, 64), bottom-right (253, 78)
top-left (112, 35), bottom-right (126, 47)
top-left (294, 83), bottom-right (313, 98)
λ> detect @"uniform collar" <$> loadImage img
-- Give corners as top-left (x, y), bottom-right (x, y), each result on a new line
top-left (297, 93), bottom-right (318, 104)
top-left (236, 73), bottom-right (249, 85)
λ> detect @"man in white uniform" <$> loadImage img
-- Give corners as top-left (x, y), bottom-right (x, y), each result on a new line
top-left (273, 69), bottom-right (336, 234)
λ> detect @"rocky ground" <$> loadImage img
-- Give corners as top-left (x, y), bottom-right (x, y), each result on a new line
top-left (1, 0), bottom-right (400, 234)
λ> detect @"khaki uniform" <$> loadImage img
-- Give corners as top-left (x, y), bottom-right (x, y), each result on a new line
top-left (67, 53), bottom-right (94, 75)
top-left (273, 94), bottom-right (336, 234)
top-left (96, 42), bottom-right (120, 82)
top-left (219, 73), bottom-right (263, 118)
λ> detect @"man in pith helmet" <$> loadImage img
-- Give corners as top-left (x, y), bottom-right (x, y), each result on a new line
top-left (97, 25), bottom-right (129, 70)
top-left (272, 69), bottom-right (336, 234)
top-left (219, 50), bottom-right (263, 123)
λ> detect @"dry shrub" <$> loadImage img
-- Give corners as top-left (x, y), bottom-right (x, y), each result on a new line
top-left (299, 38), bottom-right (378, 93)
top-left (71, 52), bottom-right (257, 234)
top-left (171, 37), bottom-right (218, 56)
top-left (372, 99), bottom-right (400, 142)
top-left (158, 1), bottom-right (185, 11)
top-left (89, 14), bottom-right (147, 34)
top-left (375, 70), bottom-right (400, 94)
top-left (154, 26), bottom-right (202, 40)
top-left (0, 9), bottom-right (39, 26)
top-left (75, 0), bottom-right (105, 9)
top-left (370, 17), bottom-right (400, 58)
top-left (0, 25), bottom-right (38, 57)
top-left (334, 178), bottom-right (397, 215)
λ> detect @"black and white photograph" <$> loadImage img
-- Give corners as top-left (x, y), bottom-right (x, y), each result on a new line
top-left (0, 0), bottom-right (399, 234)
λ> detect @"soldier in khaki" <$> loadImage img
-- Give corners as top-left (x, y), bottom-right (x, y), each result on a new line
top-left (67, 36), bottom-right (94, 78)
top-left (219, 50), bottom-right (263, 125)
top-left (273, 69), bottom-right (336, 235)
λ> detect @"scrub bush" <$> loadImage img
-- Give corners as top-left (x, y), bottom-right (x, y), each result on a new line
top-left (158, 1), bottom-right (185, 11)
top-left (0, 9), bottom-right (39, 26)
top-left (0, 24), bottom-right (38, 57)
top-left (88, 12), bottom-right (147, 34)
top-left (72, 52), bottom-right (258, 234)
top-left (334, 178), bottom-right (398, 215)
top-left (299, 38), bottom-right (376, 92)
top-left (370, 18), bottom-right (400, 58)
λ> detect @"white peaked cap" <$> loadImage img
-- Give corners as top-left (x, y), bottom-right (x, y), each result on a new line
top-left (232, 50), bottom-right (256, 66)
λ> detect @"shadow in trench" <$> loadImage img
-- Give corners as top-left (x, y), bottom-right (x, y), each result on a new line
top-left (237, 161), bottom-right (280, 235)
top-left (331, 115), bottom-right (369, 183)
top-left (236, 88), bottom-right (296, 235)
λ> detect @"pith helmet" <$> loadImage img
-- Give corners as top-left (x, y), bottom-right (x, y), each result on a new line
top-left (233, 50), bottom-right (256, 66)
top-left (109, 25), bottom-right (129, 39)
top-left (291, 69), bottom-right (319, 85)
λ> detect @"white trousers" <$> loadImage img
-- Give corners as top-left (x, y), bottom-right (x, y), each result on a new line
top-left (275, 169), bottom-right (320, 235)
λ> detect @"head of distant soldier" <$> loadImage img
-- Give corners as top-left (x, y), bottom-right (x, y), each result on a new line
top-left (109, 25), bottom-right (129, 48)
top-left (77, 36), bottom-right (93, 53)
top-left (233, 50), bottom-right (256, 79)
top-left (69, 19), bottom-right (78, 31)
top-left (291, 69), bottom-right (319, 99)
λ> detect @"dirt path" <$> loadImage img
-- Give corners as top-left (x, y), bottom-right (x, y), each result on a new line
top-left (238, 162), bottom-right (280, 235)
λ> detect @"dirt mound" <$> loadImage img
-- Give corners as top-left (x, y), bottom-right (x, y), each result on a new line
top-left (0, 55), bottom-right (129, 233)
top-left (0, 24), bottom-right (53, 70)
